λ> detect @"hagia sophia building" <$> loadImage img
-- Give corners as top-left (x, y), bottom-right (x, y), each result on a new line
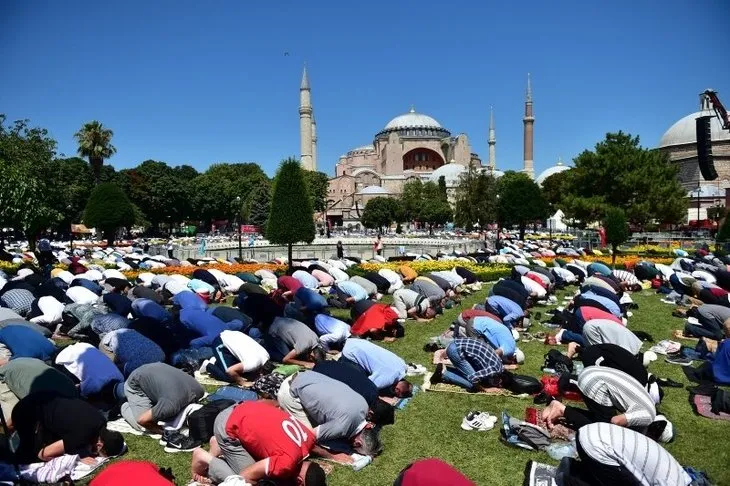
top-left (298, 67), bottom-right (568, 227)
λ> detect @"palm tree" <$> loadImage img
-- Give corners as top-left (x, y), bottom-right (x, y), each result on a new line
top-left (74, 121), bottom-right (116, 184)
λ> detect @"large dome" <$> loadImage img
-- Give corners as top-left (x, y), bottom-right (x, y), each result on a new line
top-left (384, 107), bottom-right (442, 130)
top-left (659, 111), bottom-right (730, 148)
top-left (430, 162), bottom-right (466, 186)
top-left (536, 160), bottom-right (571, 185)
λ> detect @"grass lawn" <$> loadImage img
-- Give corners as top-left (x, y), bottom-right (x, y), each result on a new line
top-left (95, 288), bottom-right (730, 485)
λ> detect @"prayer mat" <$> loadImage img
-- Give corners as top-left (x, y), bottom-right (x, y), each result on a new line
top-left (194, 370), bottom-right (229, 386)
top-left (524, 460), bottom-right (557, 486)
top-left (422, 373), bottom-right (530, 398)
top-left (691, 394), bottom-right (730, 422)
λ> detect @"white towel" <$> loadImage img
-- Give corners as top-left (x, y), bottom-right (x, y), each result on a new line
top-left (158, 403), bottom-right (203, 431)
top-left (20, 455), bottom-right (78, 483)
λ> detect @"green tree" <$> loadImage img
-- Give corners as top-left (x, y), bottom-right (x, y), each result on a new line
top-left (420, 181), bottom-right (452, 234)
top-left (83, 182), bottom-right (135, 246)
top-left (74, 121), bottom-right (116, 184)
top-left (0, 116), bottom-right (61, 248)
top-left (400, 178), bottom-right (423, 225)
top-left (497, 171), bottom-right (548, 240)
top-left (361, 197), bottom-right (400, 233)
top-left (302, 171), bottom-right (330, 213)
top-left (267, 158), bottom-right (315, 267)
top-left (247, 182), bottom-right (271, 235)
top-left (124, 160), bottom-right (187, 233)
top-left (454, 166), bottom-right (497, 230)
top-left (562, 131), bottom-right (686, 227)
top-left (47, 157), bottom-right (95, 232)
top-left (603, 207), bottom-right (630, 266)
top-left (437, 176), bottom-right (448, 202)
top-left (541, 169), bottom-right (571, 213)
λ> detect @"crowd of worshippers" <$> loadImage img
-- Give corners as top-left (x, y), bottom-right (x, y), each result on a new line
top-left (420, 257), bottom-right (707, 486)
top-left (0, 241), bottom-right (484, 485)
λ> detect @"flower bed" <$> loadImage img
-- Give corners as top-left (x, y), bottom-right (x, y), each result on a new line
top-left (357, 260), bottom-right (514, 282)
top-left (120, 263), bottom-right (285, 280)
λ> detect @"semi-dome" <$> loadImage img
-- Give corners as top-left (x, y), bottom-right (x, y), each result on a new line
top-left (348, 144), bottom-right (375, 154)
top-left (430, 161), bottom-right (466, 186)
top-left (536, 159), bottom-right (571, 185)
top-left (384, 107), bottom-right (442, 130)
top-left (357, 185), bottom-right (391, 195)
top-left (659, 111), bottom-right (730, 148)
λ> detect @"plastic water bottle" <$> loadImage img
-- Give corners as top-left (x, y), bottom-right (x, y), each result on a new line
top-left (573, 361), bottom-right (584, 374)
top-left (546, 440), bottom-right (577, 461)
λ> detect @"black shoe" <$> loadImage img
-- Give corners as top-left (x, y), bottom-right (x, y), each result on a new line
top-left (656, 377), bottom-right (683, 388)
top-left (163, 432), bottom-right (200, 453)
top-left (431, 363), bottom-right (444, 384)
top-left (665, 355), bottom-right (693, 366)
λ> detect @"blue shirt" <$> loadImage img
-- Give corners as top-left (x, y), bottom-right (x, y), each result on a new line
top-left (179, 308), bottom-right (243, 348)
top-left (314, 314), bottom-right (350, 336)
top-left (295, 288), bottom-right (328, 312)
top-left (102, 293), bottom-right (133, 317)
top-left (336, 281), bottom-right (368, 302)
top-left (131, 298), bottom-right (171, 323)
top-left (472, 317), bottom-right (516, 357)
top-left (342, 338), bottom-right (406, 390)
top-left (172, 291), bottom-right (208, 310)
top-left (101, 328), bottom-right (165, 377)
top-left (188, 279), bottom-right (216, 294)
top-left (587, 262), bottom-right (612, 277)
top-left (292, 270), bottom-right (319, 289)
top-left (71, 278), bottom-right (103, 295)
top-left (485, 295), bottom-right (523, 329)
top-left (91, 313), bottom-right (130, 335)
top-left (0, 325), bottom-right (55, 361)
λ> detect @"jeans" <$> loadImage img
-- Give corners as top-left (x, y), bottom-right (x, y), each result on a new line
top-left (263, 334), bottom-right (290, 363)
top-left (442, 342), bottom-right (477, 390)
top-left (561, 330), bottom-right (585, 346)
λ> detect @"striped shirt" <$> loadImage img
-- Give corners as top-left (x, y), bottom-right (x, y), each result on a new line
top-left (452, 338), bottom-right (504, 384)
top-left (578, 366), bottom-right (655, 427)
top-left (612, 270), bottom-right (640, 286)
top-left (583, 320), bottom-right (643, 356)
top-left (578, 423), bottom-right (691, 486)
top-left (0, 289), bottom-right (34, 316)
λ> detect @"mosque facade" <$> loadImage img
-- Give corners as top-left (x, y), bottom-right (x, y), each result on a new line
top-left (298, 68), bottom-right (541, 226)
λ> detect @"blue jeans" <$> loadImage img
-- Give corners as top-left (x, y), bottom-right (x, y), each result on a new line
top-left (443, 342), bottom-right (476, 390)
top-left (561, 330), bottom-right (585, 346)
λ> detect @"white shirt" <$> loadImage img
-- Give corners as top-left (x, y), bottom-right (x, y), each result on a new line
top-left (136, 272), bottom-right (155, 287)
top-left (552, 267), bottom-right (576, 283)
top-left (578, 423), bottom-right (691, 486)
top-left (219, 330), bottom-right (269, 372)
top-left (329, 267), bottom-right (350, 283)
top-left (66, 286), bottom-right (100, 305)
top-left (255, 269), bottom-right (277, 281)
top-left (55, 342), bottom-right (124, 396)
top-left (521, 276), bottom-right (546, 298)
top-left (169, 274), bottom-right (191, 284)
top-left (208, 269), bottom-right (244, 292)
top-left (163, 279), bottom-right (189, 296)
top-left (103, 269), bottom-right (126, 281)
top-left (29, 296), bottom-right (65, 325)
top-left (83, 269), bottom-right (104, 281)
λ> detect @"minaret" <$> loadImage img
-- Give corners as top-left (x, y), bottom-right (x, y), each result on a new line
top-left (311, 114), bottom-right (318, 171)
top-left (522, 73), bottom-right (535, 178)
top-left (488, 106), bottom-right (496, 169)
top-left (299, 66), bottom-right (314, 171)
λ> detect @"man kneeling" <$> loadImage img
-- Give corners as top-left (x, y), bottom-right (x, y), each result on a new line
top-left (191, 400), bottom-right (327, 485)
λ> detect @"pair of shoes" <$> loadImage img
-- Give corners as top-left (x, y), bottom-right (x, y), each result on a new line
top-left (407, 363), bottom-right (427, 375)
top-left (162, 431), bottom-right (200, 453)
top-left (656, 377), bottom-right (684, 388)
top-left (461, 411), bottom-right (497, 431)
top-left (665, 354), bottom-right (694, 366)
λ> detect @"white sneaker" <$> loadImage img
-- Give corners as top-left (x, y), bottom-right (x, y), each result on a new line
top-left (198, 359), bottom-right (212, 373)
top-left (686, 317), bottom-right (699, 326)
top-left (461, 411), bottom-right (497, 431)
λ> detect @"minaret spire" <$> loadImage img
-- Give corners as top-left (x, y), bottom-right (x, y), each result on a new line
top-left (522, 73), bottom-right (535, 179)
top-left (488, 106), bottom-right (496, 169)
top-left (299, 65), bottom-right (314, 171)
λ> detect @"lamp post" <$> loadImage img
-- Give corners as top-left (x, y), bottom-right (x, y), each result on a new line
top-left (495, 194), bottom-right (501, 251)
top-left (236, 196), bottom-right (242, 262)
top-left (67, 204), bottom-right (73, 252)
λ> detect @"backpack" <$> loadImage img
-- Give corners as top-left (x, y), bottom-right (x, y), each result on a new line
top-left (506, 374), bottom-right (543, 395)
top-left (499, 411), bottom-right (551, 451)
top-left (543, 349), bottom-right (573, 375)
top-left (187, 399), bottom-right (235, 442)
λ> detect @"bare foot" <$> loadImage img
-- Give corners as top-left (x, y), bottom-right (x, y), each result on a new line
top-left (192, 472), bottom-right (212, 484)
top-left (208, 436), bottom-right (221, 457)
top-left (191, 447), bottom-right (213, 483)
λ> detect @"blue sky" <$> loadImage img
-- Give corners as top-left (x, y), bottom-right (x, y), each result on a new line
top-left (1, 0), bottom-right (729, 178)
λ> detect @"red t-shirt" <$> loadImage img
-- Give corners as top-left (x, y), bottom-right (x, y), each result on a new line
top-left (90, 461), bottom-right (173, 486)
top-left (578, 306), bottom-right (622, 325)
top-left (226, 401), bottom-right (315, 478)
top-left (350, 303), bottom-right (398, 336)
top-left (400, 458), bottom-right (475, 486)
top-left (461, 309), bottom-right (502, 323)
top-left (526, 272), bottom-right (548, 290)
top-left (278, 276), bottom-right (303, 293)
top-left (708, 287), bottom-right (729, 298)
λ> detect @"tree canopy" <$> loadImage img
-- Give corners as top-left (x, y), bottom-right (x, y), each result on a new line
top-left (454, 165), bottom-right (497, 230)
top-left (246, 182), bottom-right (271, 235)
top-left (84, 182), bottom-right (135, 246)
top-left (74, 120), bottom-right (116, 184)
top-left (561, 131), bottom-right (686, 227)
top-left (497, 171), bottom-right (548, 240)
top-left (420, 181), bottom-right (452, 233)
top-left (603, 207), bottom-right (630, 266)
top-left (361, 197), bottom-right (401, 233)
top-left (267, 158), bottom-right (315, 267)
top-left (0, 116), bottom-right (60, 248)
top-left (541, 169), bottom-right (571, 214)
top-left (302, 171), bottom-right (330, 213)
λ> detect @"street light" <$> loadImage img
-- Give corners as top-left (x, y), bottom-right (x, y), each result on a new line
top-left (236, 196), bottom-right (242, 262)
top-left (495, 194), bottom-right (501, 251)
